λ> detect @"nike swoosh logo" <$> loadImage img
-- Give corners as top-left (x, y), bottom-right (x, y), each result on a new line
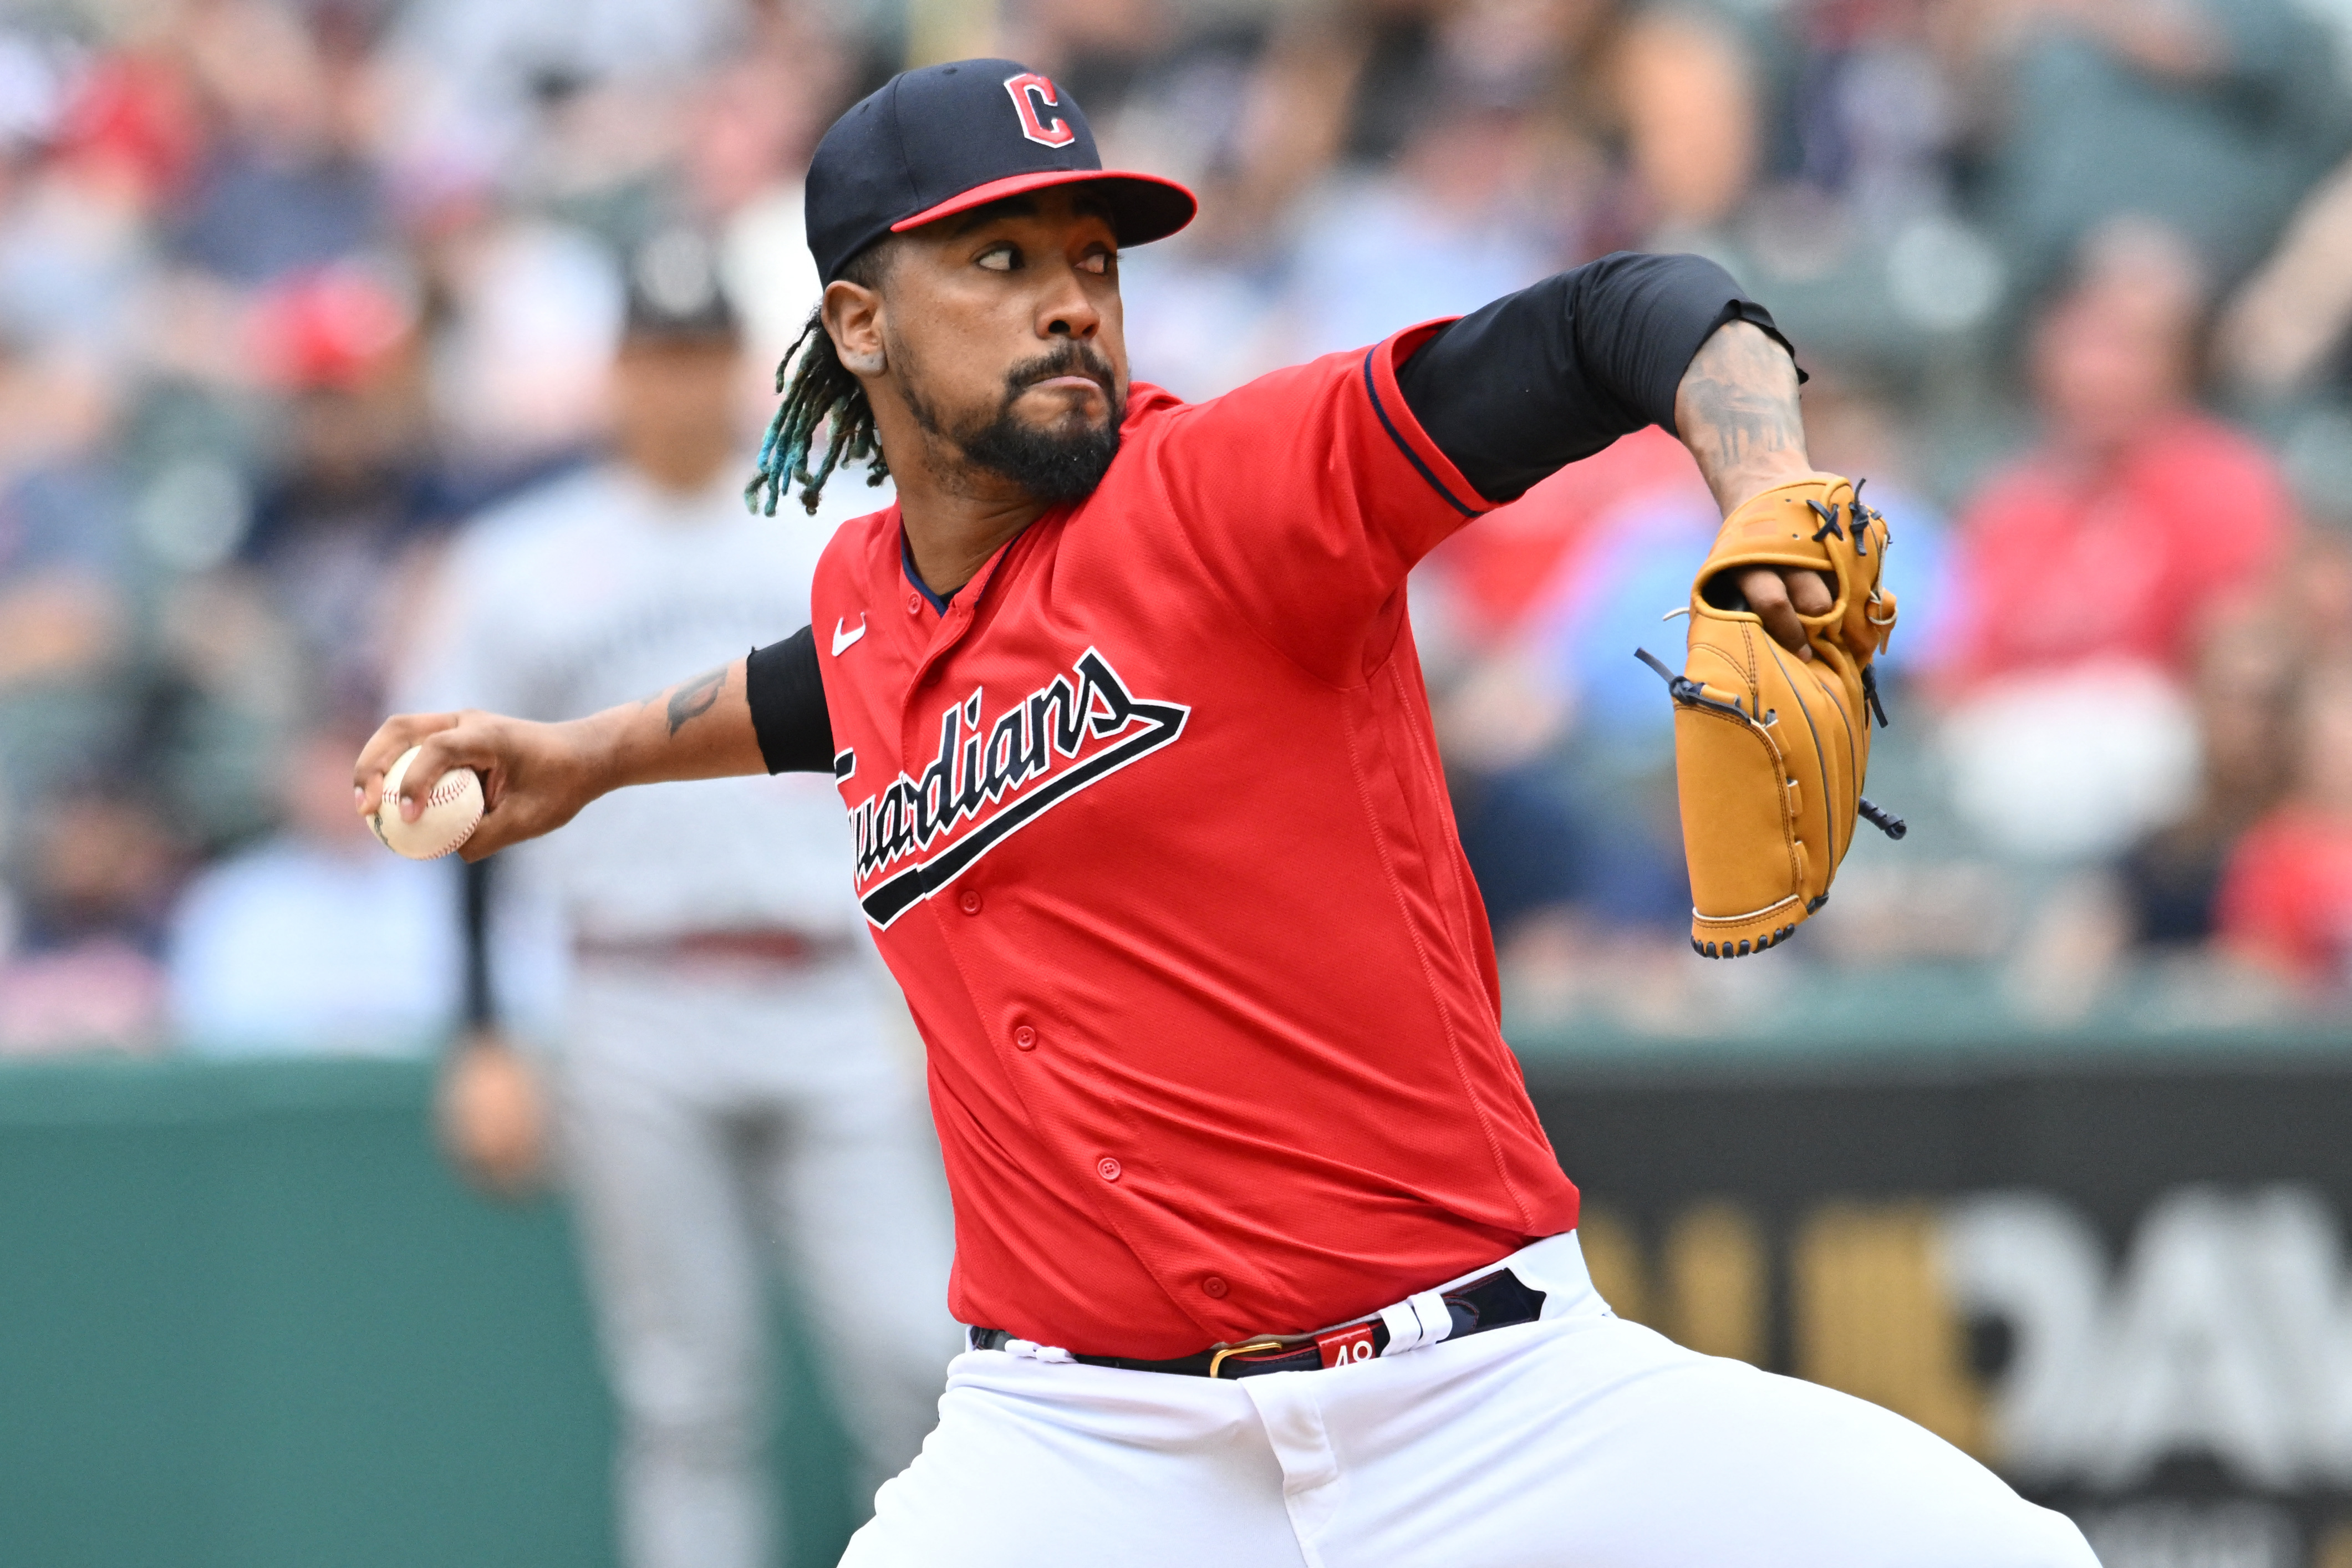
top-left (831, 615), bottom-right (867, 656)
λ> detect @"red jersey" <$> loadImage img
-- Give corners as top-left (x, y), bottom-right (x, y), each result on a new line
top-left (809, 325), bottom-right (1580, 1357)
top-left (1939, 413), bottom-right (2290, 695)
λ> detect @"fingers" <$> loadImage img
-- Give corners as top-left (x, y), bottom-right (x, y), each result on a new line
top-left (353, 711), bottom-right (460, 817)
top-left (354, 714), bottom-right (511, 827)
top-left (394, 720), bottom-right (527, 824)
top-left (1735, 568), bottom-right (1813, 660)
top-left (1783, 567), bottom-right (1835, 618)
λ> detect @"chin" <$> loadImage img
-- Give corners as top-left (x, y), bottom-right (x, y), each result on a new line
top-left (963, 408), bottom-right (1124, 502)
top-left (1045, 410), bottom-right (1114, 439)
top-left (1017, 390), bottom-right (1111, 429)
top-left (1006, 405), bottom-right (1110, 446)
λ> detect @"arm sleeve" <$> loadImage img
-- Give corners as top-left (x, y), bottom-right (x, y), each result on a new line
top-left (744, 626), bottom-right (836, 773)
top-left (1394, 252), bottom-right (1799, 503)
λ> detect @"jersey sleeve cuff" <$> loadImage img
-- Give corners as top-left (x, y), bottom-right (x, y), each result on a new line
top-left (1363, 320), bottom-right (1497, 521)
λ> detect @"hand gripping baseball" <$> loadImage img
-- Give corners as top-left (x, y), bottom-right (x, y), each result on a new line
top-left (353, 710), bottom-right (608, 863)
top-left (354, 660), bottom-right (766, 862)
top-left (1637, 473), bottom-right (1903, 958)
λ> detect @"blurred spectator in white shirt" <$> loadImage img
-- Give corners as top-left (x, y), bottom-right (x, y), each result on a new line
top-left (169, 717), bottom-right (461, 1057)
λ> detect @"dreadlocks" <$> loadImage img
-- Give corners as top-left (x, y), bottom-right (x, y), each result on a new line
top-left (744, 306), bottom-right (888, 518)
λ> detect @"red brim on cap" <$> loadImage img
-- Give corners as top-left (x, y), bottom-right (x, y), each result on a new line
top-left (889, 168), bottom-right (1198, 247)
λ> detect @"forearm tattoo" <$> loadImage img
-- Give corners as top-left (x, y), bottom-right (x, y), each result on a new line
top-left (1677, 322), bottom-right (1806, 500)
top-left (665, 665), bottom-right (727, 736)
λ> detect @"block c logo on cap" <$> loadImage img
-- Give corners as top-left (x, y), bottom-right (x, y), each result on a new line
top-left (1003, 72), bottom-right (1076, 148)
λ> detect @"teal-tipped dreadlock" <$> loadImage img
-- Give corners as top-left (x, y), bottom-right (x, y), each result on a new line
top-left (745, 307), bottom-right (889, 518)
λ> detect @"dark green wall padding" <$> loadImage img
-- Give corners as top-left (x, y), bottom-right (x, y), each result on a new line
top-left (0, 1057), bottom-right (863, 1568)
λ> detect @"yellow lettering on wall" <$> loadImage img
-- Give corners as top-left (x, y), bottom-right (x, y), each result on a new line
top-left (1794, 1202), bottom-right (1988, 1458)
top-left (1575, 1206), bottom-right (1650, 1327)
top-left (1664, 1201), bottom-right (1767, 1365)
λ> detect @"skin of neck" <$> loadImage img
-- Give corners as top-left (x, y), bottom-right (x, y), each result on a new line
top-left (821, 189), bottom-right (1129, 598)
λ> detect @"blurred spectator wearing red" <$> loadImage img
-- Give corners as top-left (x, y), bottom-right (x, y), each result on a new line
top-left (2117, 607), bottom-right (2299, 948)
top-left (2216, 675), bottom-right (2352, 992)
top-left (1939, 223), bottom-right (2292, 695)
top-left (1933, 222), bottom-right (2298, 862)
top-left (50, 45), bottom-right (202, 208)
top-left (236, 259), bottom-right (440, 712)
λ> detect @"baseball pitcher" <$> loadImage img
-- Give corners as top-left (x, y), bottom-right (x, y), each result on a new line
top-left (363, 62), bottom-right (2094, 1568)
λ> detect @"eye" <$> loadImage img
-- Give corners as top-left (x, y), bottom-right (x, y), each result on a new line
top-left (1078, 248), bottom-right (1115, 276)
top-left (976, 243), bottom-right (1019, 272)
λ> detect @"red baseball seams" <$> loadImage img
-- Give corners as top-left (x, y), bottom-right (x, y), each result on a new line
top-left (810, 325), bottom-right (1580, 1360)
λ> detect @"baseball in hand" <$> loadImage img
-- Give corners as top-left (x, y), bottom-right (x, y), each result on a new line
top-left (370, 745), bottom-right (485, 861)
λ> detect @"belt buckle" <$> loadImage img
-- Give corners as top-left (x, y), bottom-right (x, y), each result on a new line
top-left (1205, 1337), bottom-right (1289, 1379)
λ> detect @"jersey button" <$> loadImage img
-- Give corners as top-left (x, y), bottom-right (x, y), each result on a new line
top-left (1013, 1026), bottom-right (1037, 1051)
top-left (1201, 1276), bottom-right (1229, 1299)
top-left (958, 889), bottom-right (982, 915)
top-left (1096, 1157), bottom-right (1122, 1182)
top-left (905, 592), bottom-right (922, 615)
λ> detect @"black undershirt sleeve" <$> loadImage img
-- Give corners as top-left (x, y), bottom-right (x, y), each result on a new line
top-left (1394, 252), bottom-right (1800, 505)
top-left (745, 625), bottom-right (836, 774)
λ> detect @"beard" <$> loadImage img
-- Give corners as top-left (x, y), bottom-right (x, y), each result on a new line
top-left (899, 339), bottom-right (1125, 503)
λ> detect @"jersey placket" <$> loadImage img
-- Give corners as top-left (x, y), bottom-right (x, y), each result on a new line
top-left (887, 525), bottom-right (1045, 925)
top-left (885, 523), bottom-right (1210, 1340)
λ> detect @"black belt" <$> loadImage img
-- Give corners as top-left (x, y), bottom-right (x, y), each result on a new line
top-left (971, 1266), bottom-right (1547, 1380)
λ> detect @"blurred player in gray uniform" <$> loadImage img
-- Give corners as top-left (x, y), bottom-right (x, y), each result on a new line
top-left (399, 232), bottom-right (956, 1568)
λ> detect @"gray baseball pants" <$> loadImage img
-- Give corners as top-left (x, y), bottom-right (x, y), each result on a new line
top-left (558, 954), bottom-right (958, 1568)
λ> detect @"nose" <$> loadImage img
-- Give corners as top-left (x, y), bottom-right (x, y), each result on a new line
top-left (1038, 263), bottom-right (1101, 343)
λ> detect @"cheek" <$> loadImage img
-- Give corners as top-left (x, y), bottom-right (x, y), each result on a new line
top-left (890, 337), bottom-right (1007, 438)
top-left (922, 307), bottom-right (1030, 396)
top-left (1098, 296), bottom-right (1129, 376)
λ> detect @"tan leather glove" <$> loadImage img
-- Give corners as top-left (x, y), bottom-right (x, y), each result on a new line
top-left (1638, 472), bottom-right (1903, 959)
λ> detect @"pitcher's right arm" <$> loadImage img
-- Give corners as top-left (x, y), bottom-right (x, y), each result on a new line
top-left (355, 655), bottom-right (767, 862)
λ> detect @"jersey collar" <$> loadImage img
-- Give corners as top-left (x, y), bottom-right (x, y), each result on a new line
top-left (898, 505), bottom-right (1072, 620)
top-left (900, 528), bottom-right (952, 617)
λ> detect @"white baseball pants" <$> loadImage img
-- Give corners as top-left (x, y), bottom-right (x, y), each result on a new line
top-left (841, 1231), bottom-right (2096, 1568)
top-left (558, 956), bottom-right (959, 1568)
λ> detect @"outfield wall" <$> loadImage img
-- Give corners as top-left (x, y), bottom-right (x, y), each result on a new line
top-left (6, 1043), bottom-right (2351, 1568)
top-left (0, 1060), bottom-right (861, 1568)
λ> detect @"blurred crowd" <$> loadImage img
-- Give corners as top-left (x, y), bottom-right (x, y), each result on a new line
top-left (2, 0), bottom-right (2351, 1057)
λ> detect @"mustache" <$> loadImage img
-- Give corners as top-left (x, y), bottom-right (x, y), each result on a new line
top-left (1004, 342), bottom-right (1117, 401)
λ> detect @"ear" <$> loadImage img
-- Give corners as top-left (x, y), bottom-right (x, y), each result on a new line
top-left (822, 279), bottom-right (887, 376)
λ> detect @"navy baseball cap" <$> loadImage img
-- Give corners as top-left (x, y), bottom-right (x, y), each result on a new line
top-left (805, 59), bottom-right (1197, 284)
